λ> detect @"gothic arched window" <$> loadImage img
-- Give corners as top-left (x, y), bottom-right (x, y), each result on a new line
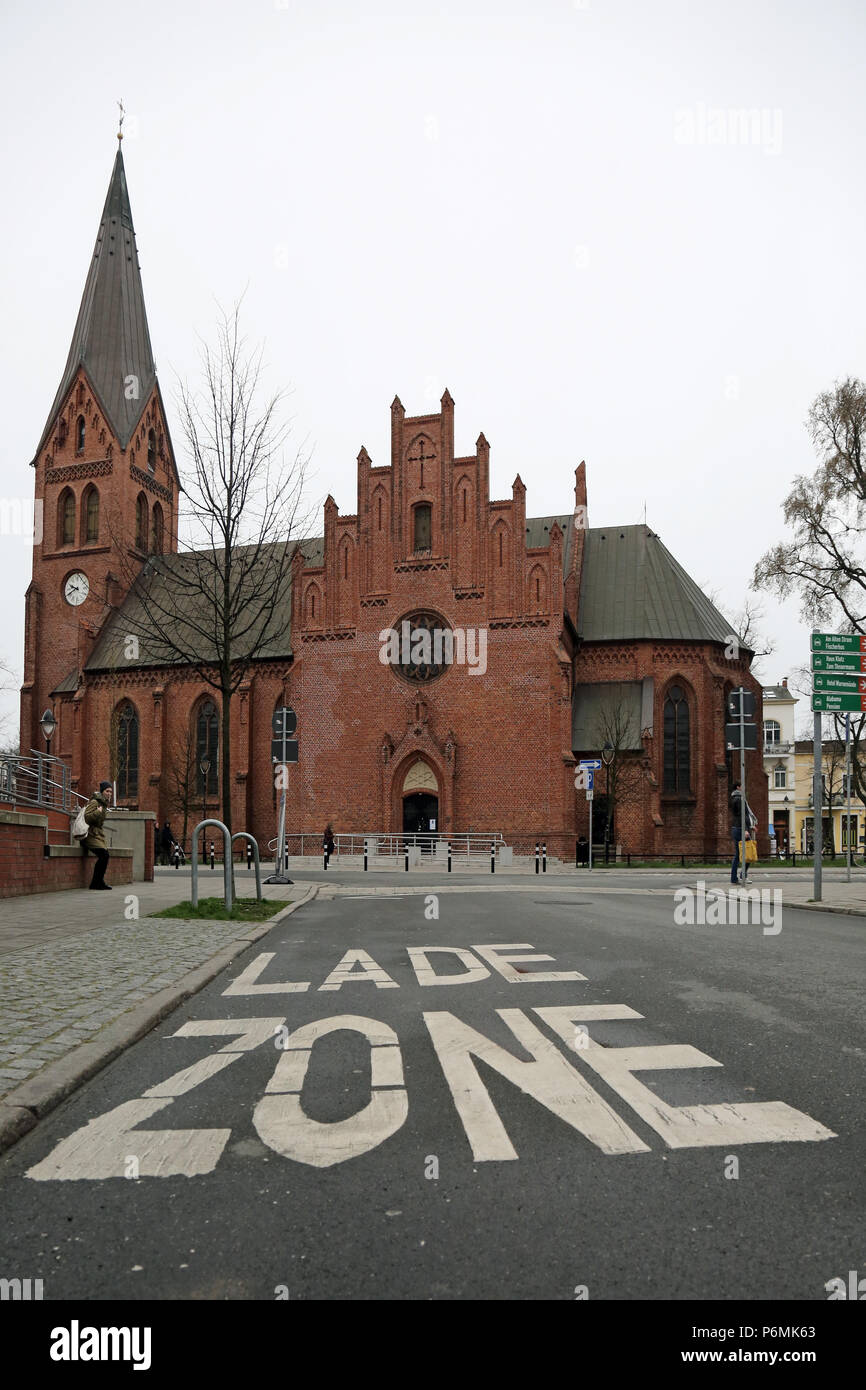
top-left (413, 503), bottom-right (432, 552)
top-left (83, 486), bottom-right (99, 543)
top-left (663, 684), bottom-right (691, 793)
top-left (151, 502), bottom-right (164, 554)
top-left (59, 489), bottom-right (76, 546)
top-left (147, 429), bottom-right (156, 472)
top-left (75, 415), bottom-right (85, 453)
top-left (113, 701), bottom-right (139, 800)
top-left (135, 493), bottom-right (148, 551)
top-left (196, 700), bottom-right (219, 797)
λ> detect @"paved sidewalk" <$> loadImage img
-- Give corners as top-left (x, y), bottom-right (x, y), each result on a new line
top-left (0, 875), bottom-right (307, 1098)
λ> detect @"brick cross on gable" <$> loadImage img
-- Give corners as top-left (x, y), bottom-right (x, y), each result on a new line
top-left (408, 439), bottom-right (435, 488)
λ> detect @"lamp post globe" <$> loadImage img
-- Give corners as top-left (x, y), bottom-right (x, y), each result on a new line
top-left (40, 708), bottom-right (57, 756)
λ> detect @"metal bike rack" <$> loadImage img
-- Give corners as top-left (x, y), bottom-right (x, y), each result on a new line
top-left (232, 832), bottom-right (262, 901)
top-left (191, 819), bottom-right (232, 911)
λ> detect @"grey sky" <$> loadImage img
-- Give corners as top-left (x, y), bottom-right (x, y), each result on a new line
top-left (3, 0), bottom-right (865, 739)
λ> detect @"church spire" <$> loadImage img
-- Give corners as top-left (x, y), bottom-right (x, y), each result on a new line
top-left (31, 144), bottom-right (157, 463)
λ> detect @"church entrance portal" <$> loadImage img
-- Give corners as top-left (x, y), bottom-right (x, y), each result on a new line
top-left (403, 791), bottom-right (439, 844)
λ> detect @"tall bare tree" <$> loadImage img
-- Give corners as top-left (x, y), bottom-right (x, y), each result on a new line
top-left (755, 376), bottom-right (866, 625)
top-left (756, 376), bottom-right (866, 805)
top-left (115, 304), bottom-right (311, 850)
top-left (164, 723), bottom-right (198, 855)
top-left (592, 697), bottom-right (647, 853)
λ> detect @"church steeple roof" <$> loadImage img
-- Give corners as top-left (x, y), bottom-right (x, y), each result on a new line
top-left (32, 146), bottom-right (157, 462)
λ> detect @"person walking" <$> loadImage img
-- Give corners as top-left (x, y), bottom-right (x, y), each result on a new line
top-left (323, 823), bottom-right (335, 867)
top-left (159, 820), bottom-right (175, 867)
top-left (83, 781), bottom-right (113, 890)
top-left (730, 782), bottom-right (757, 884)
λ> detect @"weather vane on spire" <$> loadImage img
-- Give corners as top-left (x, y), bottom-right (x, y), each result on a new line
top-left (117, 99), bottom-right (125, 143)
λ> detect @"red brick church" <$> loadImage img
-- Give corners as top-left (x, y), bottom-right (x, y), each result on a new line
top-left (20, 146), bottom-right (768, 859)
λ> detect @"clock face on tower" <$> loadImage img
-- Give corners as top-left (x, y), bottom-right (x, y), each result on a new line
top-left (64, 572), bottom-right (90, 607)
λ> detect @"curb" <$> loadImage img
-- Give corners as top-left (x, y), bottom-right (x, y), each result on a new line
top-left (0, 883), bottom-right (319, 1158)
top-left (783, 899), bottom-right (866, 918)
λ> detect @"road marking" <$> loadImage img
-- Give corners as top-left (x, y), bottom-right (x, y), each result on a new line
top-left (407, 946), bottom-right (491, 986)
top-left (533, 1006), bottom-right (838, 1148)
top-left (253, 1015), bottom-right (408, 1168)
top-left (471, 943), bottom-right (586, 984)
top-left (222, 953), bottom-right (310, 996)
top-left (319, 948), bottom-right (399, 991)
top-left (423, 1006), bottom-right (649, 1160)
top-left (26, 1019), bottom-right (285, 1182)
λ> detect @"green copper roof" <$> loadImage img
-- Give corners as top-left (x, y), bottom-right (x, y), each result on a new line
top-left (577, 525), bottom-right (737, 645)
top-left (32, 148), bottom-right (157, 463)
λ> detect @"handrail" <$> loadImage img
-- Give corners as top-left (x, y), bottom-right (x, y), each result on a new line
top-left (267, 831), bottom-right (506, 861)
top-left (0, 752), bottom-right (87, 817)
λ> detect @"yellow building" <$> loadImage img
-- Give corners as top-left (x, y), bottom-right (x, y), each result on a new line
top-left (793, 739), bottom-right (861, 856)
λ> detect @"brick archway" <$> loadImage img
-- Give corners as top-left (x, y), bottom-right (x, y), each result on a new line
top-left (381, 739), bottom-right (455, 834)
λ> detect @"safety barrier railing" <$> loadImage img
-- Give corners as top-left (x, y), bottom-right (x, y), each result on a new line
top-left (0, 751), bottom-right (87, 817)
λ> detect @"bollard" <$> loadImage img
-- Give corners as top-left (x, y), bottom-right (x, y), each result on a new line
top-left (174, 846), bottom-right (179, 870)
top-left (447, 840), bottom-right (452, 873)
top-left (405, 846), bottom-right (409, 872)
top-left (323, 849), bottom-right (328, 871)
top-left (575, 840), bottom-right (579, 869)
top-left (247, 843), bottom-right (252, 869)
top-left (491, 840), bottom-right (495, 874)
top-left (542, 842), bottom-right (547, 873)
top-left (364, 845), bottom-right (368, 872)
top-left (209, 841), bottom-right (214, 871)
top-left (535, 842), bottom-right (540, 874)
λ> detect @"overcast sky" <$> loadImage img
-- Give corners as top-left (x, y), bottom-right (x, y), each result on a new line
top-left (3, 0), bottom-right (865, 741)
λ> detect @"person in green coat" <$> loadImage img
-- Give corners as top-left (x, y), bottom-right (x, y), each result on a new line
top-left (83, 781), bottom-right (113, 890)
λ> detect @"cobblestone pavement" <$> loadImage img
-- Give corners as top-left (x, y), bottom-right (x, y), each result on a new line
top-left (0, 875), bottom-right (303, 1098)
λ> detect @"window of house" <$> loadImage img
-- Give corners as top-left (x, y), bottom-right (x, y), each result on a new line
top-left (114, 701), bottom-right (139, 800)
top-left (764, 720), bottom-right (781, 747)
top-left (413, 503), bottom-right (432, 552)
top-left (147, 430), bottom-right (156, 472)
top-left (85, 487), bottom-right (99, 542)
top-left (135, 494), bottom-right (148, 551)
top-left (195, 701), bottom-right (219, 797)
top-left (151, 502), bottom-right (164, 554)
top-left (60, 490), bottom-right (76, 546)
top-left (663, 684), bottom-right (690, 793)
top-left (774, 768), bottom-right (787, 788)
top-left (75, 416), bottom-right (85, 453)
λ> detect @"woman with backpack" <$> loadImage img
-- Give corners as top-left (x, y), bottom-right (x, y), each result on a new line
top-left (79, 781), bottom-right (113, 890)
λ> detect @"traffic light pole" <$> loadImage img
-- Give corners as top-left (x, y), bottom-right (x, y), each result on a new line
top-left (739, 700), bottom-right (747, 885)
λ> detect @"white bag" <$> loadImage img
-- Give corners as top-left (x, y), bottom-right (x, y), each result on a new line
top-left (72, 804), bottom-right (89, 841)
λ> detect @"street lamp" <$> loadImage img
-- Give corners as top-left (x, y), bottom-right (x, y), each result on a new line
top-left (40, 708), bottom-right (57, 757)
top-left (199, 757), bottom-right (210, 865)
top-left (601, 742), bottom-right (614, 861)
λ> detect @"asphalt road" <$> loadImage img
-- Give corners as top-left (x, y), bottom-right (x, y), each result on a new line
top-left (0, 884), bottom-right (863, 1301)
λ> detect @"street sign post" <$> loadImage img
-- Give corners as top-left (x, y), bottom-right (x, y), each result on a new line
top-left (726, 687), bottom-right (756, 884)
top-left (811, 652), bottom-right (866, 673)
top-left (811, 633), bottom-right (866, 653)
top-left (812, 674), bottom-right (866, 694)
top-left (811, 692), bottom-right (866, 713)
top-left (266, 706), bottom-right (298, 885)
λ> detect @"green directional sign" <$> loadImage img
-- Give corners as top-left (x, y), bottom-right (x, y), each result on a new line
top-left (813, 673), bottom-right (866, 694)
top-left (812, 652), bottom-right (866, 672)
top-left (811, 632), bottom-right (866, 653)
top-left (812, 691), bottom-right (866, 712)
